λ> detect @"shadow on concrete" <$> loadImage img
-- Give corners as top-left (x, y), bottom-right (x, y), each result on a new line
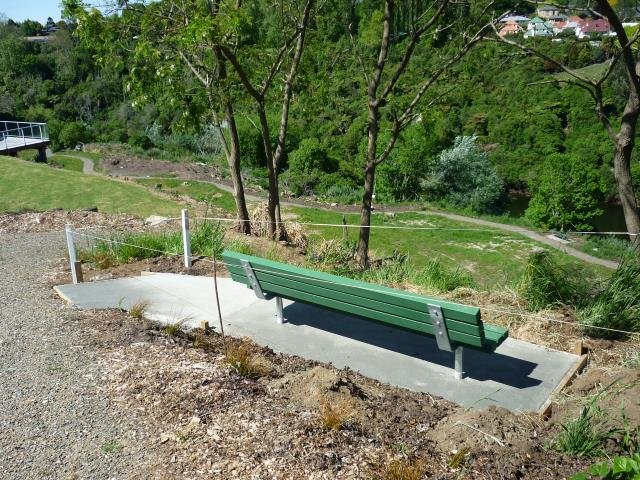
top-left (283, 302), bottom-right (542, 389)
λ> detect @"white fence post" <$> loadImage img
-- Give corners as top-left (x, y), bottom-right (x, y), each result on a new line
top-left (65, 224), bottom-right (78, 284)
top-left (181, 209), bottom-right (192, 269)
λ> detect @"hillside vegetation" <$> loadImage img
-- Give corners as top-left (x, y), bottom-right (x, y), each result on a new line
top-left (0, 6), bottom-right (637, 232)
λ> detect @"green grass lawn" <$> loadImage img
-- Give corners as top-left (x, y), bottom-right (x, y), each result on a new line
top-left (58, 150), bottom-right (103, 171)
top-left (0, 155), bottom-right (184, 217)
top-left (48, 154), bottom-right (84, 172)
top-left (134, 178), bottom-right (237, 213)
top-left (289, 207), bottom-right (610, 290)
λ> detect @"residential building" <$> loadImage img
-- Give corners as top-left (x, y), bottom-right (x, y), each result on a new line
top-left (575, 18), bottom-right (611, 38)
top-left (499, 19), bottom-right (525, 37)
top-left (525, 17), bottom-right (555, 37)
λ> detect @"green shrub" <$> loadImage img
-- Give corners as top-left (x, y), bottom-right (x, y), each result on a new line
top-left (413, 259), bottom-right (475, 292)
top-left (318, 184), bottom-right (363, 204)
top-left (570, 453), bottom-right (640, 480)
top-left (579, 255), bottom-right (640, 338)
top-left (422, 135), bottom-right (506, 214)
top-left (128, 133), bottom-right (155, 150)
top-left (518, 249), bottom-right (588, 311)
top-left (526, 153), bottom-right (606, 231)
top-left (57, 122), bottom-right (88, 150)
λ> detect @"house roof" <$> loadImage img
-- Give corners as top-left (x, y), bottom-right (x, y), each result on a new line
top-left (579, 18), bottom-right (611, 32)
top-left (500, 15), bottom-right (530, 22)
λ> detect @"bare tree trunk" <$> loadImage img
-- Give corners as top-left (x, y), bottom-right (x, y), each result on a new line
top-left (224, 101), bottom-right (251, 234)
top-left (257, 105), bottom-right (284, 240)
top-left (214, 46), bottom-right (251, 234)
top-left (596, 0), bottom-right (640, 241)
top-left (356, 162), bottom-right (376, 267)
top-left (613, 103), bottom-right (640, 241)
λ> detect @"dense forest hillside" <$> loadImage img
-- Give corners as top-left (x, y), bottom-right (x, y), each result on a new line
top-left (0, 2), bottom-right (637, 231)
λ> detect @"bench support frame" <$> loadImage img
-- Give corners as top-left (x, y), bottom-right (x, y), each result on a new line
top-left (427, 304), bottom-right (452, 352)
top-left (428, 304), bottom-right (465, 379)
top-left (240, 259), bottom-right (284, 324)
top-left (275, 296), bottom-right (284, 324)
top-left (241, 259), bottom-right (267, 299)
top-left (455, 347), bottom-right (464, 380)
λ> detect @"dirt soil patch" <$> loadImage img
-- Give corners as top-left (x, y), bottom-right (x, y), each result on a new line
top-left (0, 209), bottom-right (147, 233)
top-left (65, 308), bottom-right (606, 479)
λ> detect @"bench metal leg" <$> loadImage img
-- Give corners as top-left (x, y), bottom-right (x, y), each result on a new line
top-left (454, 347), bottom-right (464, 380)
top-left (275, 296), bottom-right (284, 324)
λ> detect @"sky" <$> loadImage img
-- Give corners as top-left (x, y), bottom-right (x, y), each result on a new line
top-left (1, 0), bottom-right (64, 23)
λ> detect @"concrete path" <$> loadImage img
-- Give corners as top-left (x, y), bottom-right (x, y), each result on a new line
top-left (55, 273), bottom-right (581, 413)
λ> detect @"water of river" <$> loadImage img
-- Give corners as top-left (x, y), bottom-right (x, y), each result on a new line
top-left (507, 195), bottom-right (628, 232)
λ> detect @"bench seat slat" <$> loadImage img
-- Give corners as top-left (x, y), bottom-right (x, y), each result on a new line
top-left (223, 252), bottom-right (481, 325)
top-left (228, 270), bottom-right (486, 349)
top-left (482, 323), bottom-right (509, 350)
top-left (227, 265), bottom-right (484, 339)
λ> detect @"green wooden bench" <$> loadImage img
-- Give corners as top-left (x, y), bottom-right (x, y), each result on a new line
top-left (222, 250), bottom-right (508, 379)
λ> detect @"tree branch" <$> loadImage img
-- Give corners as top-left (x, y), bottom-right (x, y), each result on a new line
top-left (219, 45), bottom-right (263, 102)
top-left (273, 0), bottom-right (313, 170)
top-left (378, 0), bottom-right (450, 102)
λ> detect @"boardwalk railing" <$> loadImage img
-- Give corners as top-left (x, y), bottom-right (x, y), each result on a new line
top-left (0, 120), bottom-right (49, 152)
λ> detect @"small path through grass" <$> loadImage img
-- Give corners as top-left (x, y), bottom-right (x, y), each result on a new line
top-left (423, 211), bottom-right (619, 270)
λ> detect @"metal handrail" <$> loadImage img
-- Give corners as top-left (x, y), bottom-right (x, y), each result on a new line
top-left (0, 120), bottom-right (49, 151)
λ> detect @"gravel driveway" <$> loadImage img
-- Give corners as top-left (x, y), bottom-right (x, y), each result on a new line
top-left (0, 233), bottom-right (154, 479)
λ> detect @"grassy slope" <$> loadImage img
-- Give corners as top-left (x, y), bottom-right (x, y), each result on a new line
top-left (0, 156), bottom-right (183, 217)
top-left (292, 207), bottom-right (609, 290)
top-left (553, 60), bottom-right (611, 81)
top-left (58, 150), bottom-right (103, 171)
top-left (134, 178), bottom-right (237, 213)
top-left (48, 155), bottom-right (84, 172)
top-left (127, 179), bottom-right (609, 288)
top-left (0, 155), bottom-right (608, 289)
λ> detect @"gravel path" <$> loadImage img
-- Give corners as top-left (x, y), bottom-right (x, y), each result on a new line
top-left (0, 233), bottom-right (155, 479)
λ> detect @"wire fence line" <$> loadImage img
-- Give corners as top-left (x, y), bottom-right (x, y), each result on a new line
top-left (66, 227), bottom-right (639, 337)
top-left (67, 214), bottom-right (639, 236)
top-left (194, 215), bottom-right (640, 237)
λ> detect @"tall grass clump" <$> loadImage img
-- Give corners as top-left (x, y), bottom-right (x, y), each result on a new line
top-left (580, 235), bottom-right (634, 262)
top-left (413, 259), bottom-right (474, 293)
top-left (579, 255), bottom-right (640, 338)
top-left (190, 221), bottom-right (225, 258)
top-left (555, 403), bottom-right (610, 457)
top-left (307, 238), bottom-right (358, 275)
top-left (518, 249), bottom-right (588, 311)
top-left (89, 230), bottom-right (182, 265)
top-left (82, 221), bottom-right (229, 267)
top-left (360, 252), bottom-right (410, 287)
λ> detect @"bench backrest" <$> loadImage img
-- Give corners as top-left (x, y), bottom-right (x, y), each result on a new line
top-left (222, 250), bottom-right (490, 350)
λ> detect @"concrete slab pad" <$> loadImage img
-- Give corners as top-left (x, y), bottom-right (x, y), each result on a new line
top-left (55, 273), bottom-right (580, 412)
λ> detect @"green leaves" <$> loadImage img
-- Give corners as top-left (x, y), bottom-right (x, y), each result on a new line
top-left (570, 453), bottom-right (640, 479)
